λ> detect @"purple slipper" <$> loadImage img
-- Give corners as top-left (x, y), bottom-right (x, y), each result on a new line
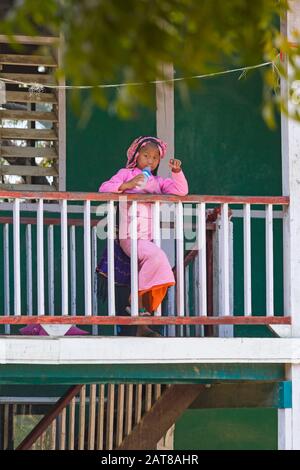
top-left (19, 324), bottom-right (89, 336)
top-left (19, 324), bottom-right (48, 336)
top-left (65, 326), bottom-right (89, 336)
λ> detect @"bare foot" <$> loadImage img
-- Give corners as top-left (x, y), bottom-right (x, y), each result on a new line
top-left (136, 326), bottom-right (161, 337)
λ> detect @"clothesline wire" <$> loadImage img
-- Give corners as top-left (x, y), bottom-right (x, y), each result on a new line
top-left (0, 60), bottom-right (276, 92)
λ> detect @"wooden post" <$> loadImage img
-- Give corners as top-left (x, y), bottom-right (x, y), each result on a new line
top-left (280, 0), bottom-right (300, 450)
top-left (156, 63), bottom-right (176, 336)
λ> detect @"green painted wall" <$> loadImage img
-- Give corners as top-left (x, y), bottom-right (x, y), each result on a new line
top-left (66, 92), bottom-right (157, 192)
top-left (174, 408), bottom-right (277, 450)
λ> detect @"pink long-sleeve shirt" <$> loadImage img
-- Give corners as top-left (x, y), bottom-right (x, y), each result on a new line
top-left (98, 167), bottom-right (189, 240)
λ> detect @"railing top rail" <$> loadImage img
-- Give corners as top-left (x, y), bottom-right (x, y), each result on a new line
top-left (0, 190), bottom-right (290, 205)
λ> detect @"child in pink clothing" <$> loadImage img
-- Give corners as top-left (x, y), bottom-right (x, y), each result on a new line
top-left (98, 136), bottom-right (188, 327)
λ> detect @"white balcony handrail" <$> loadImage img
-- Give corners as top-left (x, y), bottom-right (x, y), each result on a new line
top-left (0, 190), bottom-right (290, 331)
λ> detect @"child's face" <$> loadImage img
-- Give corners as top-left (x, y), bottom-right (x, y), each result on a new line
top-left (136, 144), bottom-right (160, 171)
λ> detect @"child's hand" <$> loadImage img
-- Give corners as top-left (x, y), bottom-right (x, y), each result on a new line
top-left (125, 174), bottom-right (145, 189)
top-left (169, 158), bottom-right (182, 173)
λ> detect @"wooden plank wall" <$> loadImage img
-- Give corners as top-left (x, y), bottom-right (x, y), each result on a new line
top-left (0, 35), bottom-right (65, 191)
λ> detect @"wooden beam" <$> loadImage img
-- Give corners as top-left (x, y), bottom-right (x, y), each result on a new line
top-left (0, 315), bottom-right (291, 325)
top-left (0, 35), bottom-right (59, 45)
top-left (0, 164), bottom-right (58, 177)
top-left (117, 385), bottom-right (204, 450)
top-left (1, 128), bottom-right (57, 140)
top-left (0, 363), bottom-right (286, 385)
top-left (5, 91), bottom-right (57, 104)
top-left (0, 54), bottom-right (57, 67)
top-left (0, 145), bottom-right (58, 158)
top-left (0, 190), bottom-right (290, 204)
top-left (0, 183), bottom-right (56, 191)
top-left (0, 73), bottom-right (56, 85)
top-left (189, 381), bottom-right (292, 409)
top-left (1, 109), bottom-right (58, 122)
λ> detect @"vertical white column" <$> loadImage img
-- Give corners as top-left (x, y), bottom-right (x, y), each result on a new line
top-left (70, 225), bottom-right (76, 316)
top-left (156, 63), bottom-right (174, 167)
top-left (157, 63), bottom-right (175, 334)
top-left (278, 408), bottom-right (292, 450)
top-left (48, 225), bottom-right (55, 315)
top-left (266, 204), bottom-right (274, 316)
top-left (130, 201), bottom-right (139, 316)
top-left (176, 201), bottom-right (185, 316)
top-left (25, 224), bottom-right (33, 316)
top-left (153, 201), bottom-right (162, 316)
top-left (37, 199), bottom-right (45, 316)
top-left (279, 364), bottom-right (300, 450)
top-left (13, 198), bottom-right (21, 316)
top-left (220, 203), bottom-right (230, 316)
top-left (243, 204), bottom-right (252, 316)
top-left (61, 199), bottom-right (68, 316)
top-left (107, 200), bottom-right (116, 316)
top-left (3, 224), bottom-right (11, 334)
top-left (57, 33), bottom-right (66, 191)
top-left (281, 1), bottom-right (300, 334)
top-left (197, 202), bottom-right (207, 316)
top-left (280, 1), bottom-right (300, 450)
top-left (84, 200), bottom-right (92, 316)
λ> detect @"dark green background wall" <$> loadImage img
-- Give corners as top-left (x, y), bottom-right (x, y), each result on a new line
top-left (66, 71), bottom-right (281, 449)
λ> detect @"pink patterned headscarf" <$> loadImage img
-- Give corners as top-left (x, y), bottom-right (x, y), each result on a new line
top-left (126, 136), bottom-right (167, 169)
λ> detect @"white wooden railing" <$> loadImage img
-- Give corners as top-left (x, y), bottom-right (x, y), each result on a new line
top-left (0, 190), bottom-right (291, 335)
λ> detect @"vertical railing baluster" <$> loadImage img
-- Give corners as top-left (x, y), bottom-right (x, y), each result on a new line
top-left (125, 384), bottom-right (133, 437)
top-left (193, 255), bottom-right (202, 337)
top-left (68, 397), bottom-right (76, 450)
top-left (130, 201), bottom-right (139, 316)
top-left (266, 204), bottom-right (274, 316)
top-left (107, 200), bottom-right (116, 317)
top-left (84, 200), bottom-right (92, 317)
top-left (50, 419), bottom-right (56, 450)
top-left (88, 384), bottom-right (97, 450)
top-left (78, 385), bottom-right (86, 450)
top-left (13, 198), bottom-right (21, 316)
top-left (145, 384), bottom-right (152, 412)
top-left (116, 384), bottom-right (125, 447)
top-left (185, 265), bottom-right (190, 337)
top-left (176, 202), bottom-right (184, 320)
top-left (61, 199), bottom-right (68, 316)
top-left (48, 225), bottom-right (55, 315)
top-left (243, 204), bottom-right (252, 316)
top-left (59, 408), bottom-right (66, 450)
top-left (92, 226), bottom-right (98, 335)
top-left (153, 201), bottom-right (162, 316)
top-left (221, 203), bottom-right (230, 316)
top-left (4, 224), bottom-right (10, 334)
top-left (25, 225), bottom-right (33, 316)
top-left (197, 202), bottom-right (207, 316)
top-left (96, 384), bottom-right (105, 450)
top-left (70, 225), bottom-right (76, 316)
top-left (134, 384), bottom-right (142, 424)
top-left (106, 384), bottom-right (115, 450)
top-left (37, 199), bottom-right (45, 316)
